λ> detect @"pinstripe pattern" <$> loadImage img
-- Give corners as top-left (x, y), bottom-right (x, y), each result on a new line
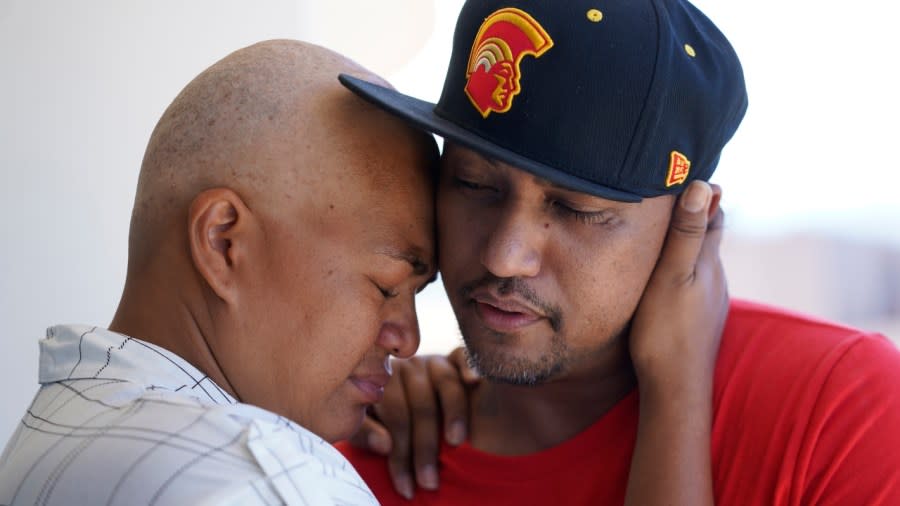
top-left (0, 325), bottom-right (378, 506)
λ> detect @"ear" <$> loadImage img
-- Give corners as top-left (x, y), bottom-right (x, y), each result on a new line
top-left (188, 188), bottom-right (255, 304)
top-left (708, 183), bottom-right (723, 220)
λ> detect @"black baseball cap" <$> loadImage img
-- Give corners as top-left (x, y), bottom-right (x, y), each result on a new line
top-left (340, 0), bottom-right (748, 202)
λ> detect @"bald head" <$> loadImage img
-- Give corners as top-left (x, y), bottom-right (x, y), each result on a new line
top-left (130, 39), bottom-right (433, 268)
top-left (113, 40), bottom-right (438, 440)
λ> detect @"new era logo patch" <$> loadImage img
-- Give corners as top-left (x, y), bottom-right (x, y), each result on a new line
top-left (666, 151), bottom-right (691, 187)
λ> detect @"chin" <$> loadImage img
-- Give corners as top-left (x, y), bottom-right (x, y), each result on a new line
top-left (306, 407), bottom-right (366, 444)
top-left (462, 332), bottom-right (567, 387)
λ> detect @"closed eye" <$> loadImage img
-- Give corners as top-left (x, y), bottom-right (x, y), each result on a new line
top-left (454, 177), bottom-right (495, 192)
top-left (550, 200), bottom-right (616, 225)
top-left (373, 281), bottom-right (398, 299)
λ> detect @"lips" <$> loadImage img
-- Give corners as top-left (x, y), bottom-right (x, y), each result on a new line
top-left (349, 373), bottom-right (389, 404)
top-left (470, 291), bottom-right (544, 332)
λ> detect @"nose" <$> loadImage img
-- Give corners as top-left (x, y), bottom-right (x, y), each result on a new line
top-left (376, 295), bottom-right (421, 359)
top-left (480, 202), bottom-right (543, 279)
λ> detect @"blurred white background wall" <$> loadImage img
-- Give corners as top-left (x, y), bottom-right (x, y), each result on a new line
top-left (2, 0), bottom-right (898, 446)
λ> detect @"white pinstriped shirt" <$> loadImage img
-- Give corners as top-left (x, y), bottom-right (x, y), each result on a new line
top-left (0, 325), bottom-right (378, 506)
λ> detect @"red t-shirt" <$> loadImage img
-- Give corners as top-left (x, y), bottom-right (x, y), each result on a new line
top-left (340, 300), bottom-right (900, 505)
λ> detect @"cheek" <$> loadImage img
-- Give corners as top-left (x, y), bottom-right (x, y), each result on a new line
top-left (287, 293), bottom-right (383, 411)
top-left (552, 226), bottom-right (666, 336)
top-left (306, 279), bottom-right (384, 358)
top-left (265, 268), bottom-right (382, 379)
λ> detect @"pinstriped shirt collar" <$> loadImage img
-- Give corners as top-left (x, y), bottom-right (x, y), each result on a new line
top-left (39, 324), bottom-right (237, 405)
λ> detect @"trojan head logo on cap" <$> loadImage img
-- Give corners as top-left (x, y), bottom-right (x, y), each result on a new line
top-left (464, 8), bottom-right (553, 118)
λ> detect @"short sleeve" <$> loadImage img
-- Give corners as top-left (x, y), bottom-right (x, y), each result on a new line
top-left (798, 334), bottom-right (900, 505)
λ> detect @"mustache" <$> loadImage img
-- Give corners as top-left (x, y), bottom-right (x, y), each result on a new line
top-left (460, 275), bottom-right (563, 332)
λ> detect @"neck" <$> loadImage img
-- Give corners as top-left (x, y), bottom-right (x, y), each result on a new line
top-left (108, 262), bottom-right (239, 400)
top-left (469, 340), bottom-right (636, 456)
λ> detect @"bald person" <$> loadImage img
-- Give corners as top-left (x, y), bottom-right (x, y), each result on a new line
top-left (0, 37), bottom-right (734, 506)
top-left (0, 40), bottom-right (437, 505)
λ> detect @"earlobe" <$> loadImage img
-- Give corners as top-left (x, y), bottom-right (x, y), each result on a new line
top-left (188, 188), bottom-right (252, 303)
top-left (707, 183), bottom-right (722, 221)
top-left (708, 184), bottom-right (723, 220)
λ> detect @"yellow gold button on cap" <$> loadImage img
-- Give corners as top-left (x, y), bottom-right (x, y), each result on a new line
top-left (586, 9), bottom-right (603, 22)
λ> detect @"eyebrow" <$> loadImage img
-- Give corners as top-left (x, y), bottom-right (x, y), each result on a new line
top-left (480, 154), bottom-right (502, 169)
top-left (380, 249), bottom-right (436, 280)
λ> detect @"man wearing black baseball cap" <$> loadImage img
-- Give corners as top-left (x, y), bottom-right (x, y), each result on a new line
top-left (337, 0), bottom-right (900, 504)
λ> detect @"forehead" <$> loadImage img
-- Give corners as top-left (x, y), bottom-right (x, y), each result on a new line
top-left (323, 100), bottom-right (436, 192)
top-left (276, 136), bottom-right (436, 265)
top-left (293, 98), bottom-right (435, 200)
top-left (334, 158), bottom-right (436, 259)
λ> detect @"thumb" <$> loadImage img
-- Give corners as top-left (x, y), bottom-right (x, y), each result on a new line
top-left (654, 180), bottom-right (712, 284)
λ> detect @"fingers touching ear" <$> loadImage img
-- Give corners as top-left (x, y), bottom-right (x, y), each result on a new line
top-left (188, 188), bottom-right (254, 303)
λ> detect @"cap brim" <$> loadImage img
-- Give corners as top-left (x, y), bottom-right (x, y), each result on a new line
top-left (339, 74), bottom-right (643, 203)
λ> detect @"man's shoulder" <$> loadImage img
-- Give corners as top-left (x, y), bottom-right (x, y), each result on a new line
top-left (718, 299), bottom-right (899, 389)
top-left (726, 298), bottom-right (881, 336)
top-left (721, 298), bottom-right (896, 365)
top-left (0, 382), bottom-right (375, 505)
top-left (715, 298), bottom-right (900, 428)
top-left (711, 301), bottom-right (900, 503)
